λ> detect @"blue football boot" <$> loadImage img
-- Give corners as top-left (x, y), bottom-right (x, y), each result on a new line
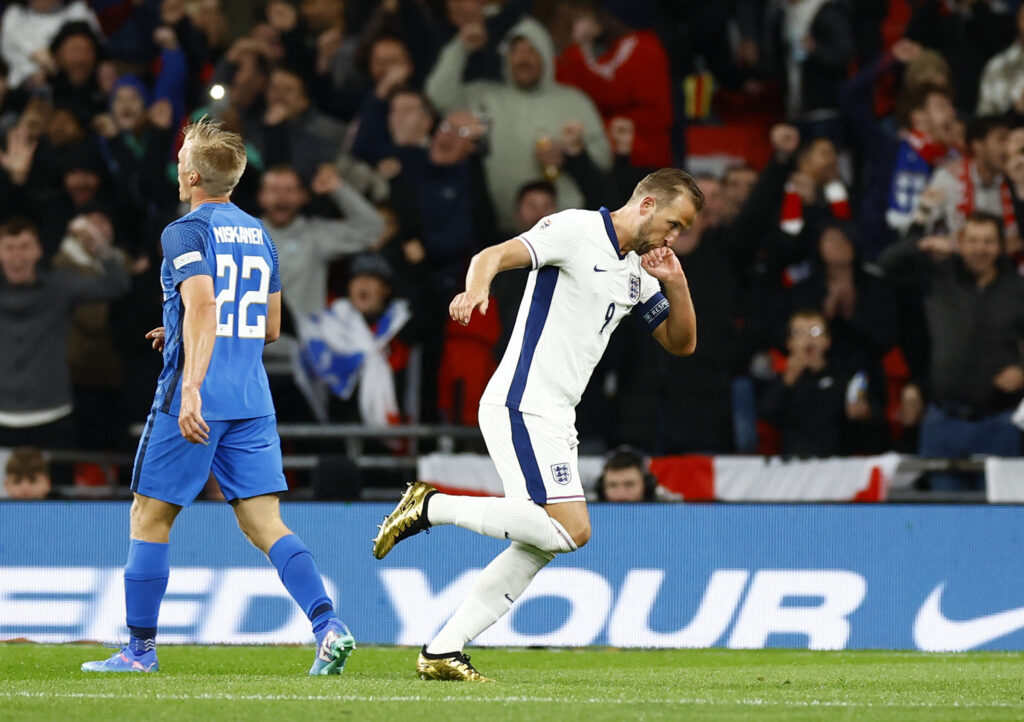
top-left (309, 621), bottom-right (356, 676)
top-left (82, 645), bottom-right (159, 673)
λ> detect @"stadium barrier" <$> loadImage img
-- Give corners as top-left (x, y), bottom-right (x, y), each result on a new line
top-left (3, 502), bottom-right (1024, 651)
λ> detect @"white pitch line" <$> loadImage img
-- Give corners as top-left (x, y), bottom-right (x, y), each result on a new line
top-left (3, 691), bottom-right (1024, 709)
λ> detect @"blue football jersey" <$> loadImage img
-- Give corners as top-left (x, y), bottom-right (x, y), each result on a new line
top-left (151, 202), bottom-right (281, 420)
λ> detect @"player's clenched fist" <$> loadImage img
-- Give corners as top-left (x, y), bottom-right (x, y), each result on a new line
top-left (449, 290), bottom-right (489, 326)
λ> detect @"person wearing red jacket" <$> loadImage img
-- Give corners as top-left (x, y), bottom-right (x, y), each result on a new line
top-left (555, 2), bottom-right (673, 169)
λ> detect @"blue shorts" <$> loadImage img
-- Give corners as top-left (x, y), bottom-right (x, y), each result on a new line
top-left (131, 411), bottom-right (287, 506)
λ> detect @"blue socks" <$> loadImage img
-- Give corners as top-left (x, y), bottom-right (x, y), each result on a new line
top-left (122, 534), bottom-right (336, 651)
top-left (268, 534), bottom-right (337, 637)
top-left (124, 539), bottom-right (169, 653)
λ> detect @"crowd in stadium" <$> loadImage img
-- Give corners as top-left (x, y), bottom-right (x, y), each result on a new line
top-left (1, 0), bottom-right (1023, 496)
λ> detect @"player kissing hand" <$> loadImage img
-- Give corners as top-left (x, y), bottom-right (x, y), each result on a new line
top-left (178, 388), bottom-right (210, 444)
top-left (449, 290), bottom-right (489, 326)
top-left (640, 248), bottom-right (684, 283)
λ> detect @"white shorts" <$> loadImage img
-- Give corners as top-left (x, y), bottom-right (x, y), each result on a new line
top-left (478, 403), bottom-right (585, 505)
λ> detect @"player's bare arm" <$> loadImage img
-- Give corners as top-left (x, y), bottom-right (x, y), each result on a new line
top-left (179, 274), bottom-right (217, 444)
top-left (449, 238), bottom-right (533, 325)
top-left (265, 291), bottom-right (282, 344)
top-left (643, 247), bottom-right (697, 356)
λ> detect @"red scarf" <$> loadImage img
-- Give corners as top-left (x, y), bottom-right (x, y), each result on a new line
top-left (780, 180), bottom-right (851, 236)
top-left (906, 130), bottom-right (950, 167)
top-left (954, 157), bottom-right (1019, 239)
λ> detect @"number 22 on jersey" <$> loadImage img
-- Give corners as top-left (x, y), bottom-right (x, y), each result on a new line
top-left (215, 254), bottom-right (270, 338)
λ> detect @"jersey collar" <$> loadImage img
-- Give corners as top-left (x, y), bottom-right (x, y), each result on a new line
top-left (599, 207), bottom-right (626, 260)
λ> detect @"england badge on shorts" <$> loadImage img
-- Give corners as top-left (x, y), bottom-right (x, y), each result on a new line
top-left (628, 274), bottom-right (641, 303)
top-left (551, 463), bottom-right (572, 485)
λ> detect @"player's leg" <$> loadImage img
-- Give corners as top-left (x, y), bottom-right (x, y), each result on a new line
top-left (415, 407), bottom-right (586, 680)
top-left (418, 541), bottom-right (553, 681)
top-left (122, 494), bottom-right (181, 659)
top-left (215, 416), bottom-right (354, 675)
top-left (83, 411), bottom-right (218, 673)
top-left (373, 406), bottom-right (584, 559)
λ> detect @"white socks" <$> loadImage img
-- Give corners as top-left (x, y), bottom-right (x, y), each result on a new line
top-left (427, 495), bottom-right (578, 554)
top-left (426, 542), bottom-right (554, 655)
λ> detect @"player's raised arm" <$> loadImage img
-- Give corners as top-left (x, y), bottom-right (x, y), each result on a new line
top-left (178, 275), bottom-right (216, 443)
top-left (449, 238), bottom-right (533, 326)
top-left (642, 247), bottom-right (697, 356)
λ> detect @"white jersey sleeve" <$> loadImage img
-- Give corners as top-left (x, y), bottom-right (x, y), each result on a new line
top-left (516, 210), bottom-right (585, 269)
top-left (632, 269), bottom-right (671, 332)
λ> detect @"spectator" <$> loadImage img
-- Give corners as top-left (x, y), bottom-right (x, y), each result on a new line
top-left (884, 81), bottom-right (958, 235)
top-left (0, 0), bottom-right (99, 90)
top-left (770, 130), bottom-right (851, 275)
top-left (258, 163), bottom-right (382, 326)
top-left (3, 446), bottom-right (52, 500)
top-left (556, 0), bottom-right (674, 168)
top-left (0, 102), bottom-right (67, 257)
top-left (52, 209), bottom-right (125, 449)
top-left (760, 310), bottom-right (880, 457)
top-left (350, 78), bottom-right (425, 167)
top-left (425, 17), bottom-right (611, 234)
top-left (976, 5), bottom-right (1024, 118)
top-left (331, 30), bottom-right (415, 153)
top-left (43, 21), bottom-right (105, 128)
top-left (33, 139), bottom-right (111, 254)
top-left (293, 0), bottom-right (367, 122)
top-left (366, 35), bottom-right (415, 96)
top-left (840, 40), bottom-right (954, 257)
top-left (96, 75), bottom-right (180, 256)
top-left (385, 108), bottom-right (497, 420)
top-left (245, 64), bottom-right (347, 183)
top-left (210, 38), bottom-right (271, 133)
top-left (785, 224), bottom-right (898, 366)
top-left (296, 252), bottom-right (416, 426)
top-left (764, 0), bottom-right (856, 141)
top-left (0, 217), bottom-right (129, 448)
top-left (905, 0), bottom-right (1015, 114)
top-left (597, 447), bottom-right (656, 502)
top-left (720, 163), bottom-right (759, 225)
top-left (422, 0), bottom-right (533, 84)
top-left (879, 211), bottom-right (1024, 490)
top-left (188, 0), bottom-right (230, 67)
top-left (532, 118), bottom-right (619, 210)
top-left (919, 115), bottom-right (1015, 241)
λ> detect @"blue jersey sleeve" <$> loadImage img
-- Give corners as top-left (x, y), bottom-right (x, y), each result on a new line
top-left (260, 221), bottom-right (282, 293)
top-left (161, 221), bottom-right (212, 287)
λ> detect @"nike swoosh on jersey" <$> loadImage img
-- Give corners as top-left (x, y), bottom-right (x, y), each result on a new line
top-left (913, 583), bottom-right (1024, 651)
top-left (593, 266), bottom-right (607, 272)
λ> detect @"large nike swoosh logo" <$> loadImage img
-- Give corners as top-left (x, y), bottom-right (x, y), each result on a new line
top-left (913, 583), bottom-right (1024, 651)
top-left (593, 265), bottom-right (607, 272)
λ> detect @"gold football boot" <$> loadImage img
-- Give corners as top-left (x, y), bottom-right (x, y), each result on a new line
top-left (372, 481), bottom-right (437, 559)
top-left (417, 646), bottom-right (493, 682)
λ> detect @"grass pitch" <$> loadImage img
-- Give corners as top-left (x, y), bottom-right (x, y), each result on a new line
top-left (2, 644), bottom-right (1024, 721)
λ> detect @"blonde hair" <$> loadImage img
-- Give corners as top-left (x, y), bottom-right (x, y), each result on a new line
top-left (629, 168), bottom-right (705, 212)
top-left (904, 50), bottom-right (951, 92)
top-left (182, 116), bottom-right (247, 197)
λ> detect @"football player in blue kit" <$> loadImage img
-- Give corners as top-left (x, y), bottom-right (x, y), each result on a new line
top-left (82, 118), bottom-right (354, 675)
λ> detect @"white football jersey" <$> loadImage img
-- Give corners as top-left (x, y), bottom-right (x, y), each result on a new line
top-left (481, 208), bottom-right (670, 427)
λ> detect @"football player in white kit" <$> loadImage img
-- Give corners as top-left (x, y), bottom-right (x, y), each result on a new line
top-left (372, 168), bottom-right (704, 681)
